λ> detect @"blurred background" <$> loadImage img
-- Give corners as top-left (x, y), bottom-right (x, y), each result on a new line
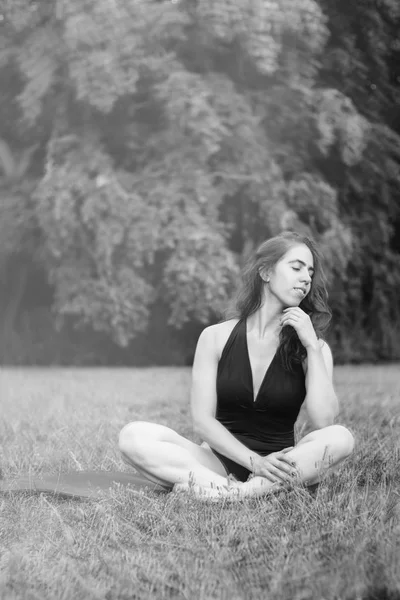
top-left (0, 0), bottom-right (399, 367)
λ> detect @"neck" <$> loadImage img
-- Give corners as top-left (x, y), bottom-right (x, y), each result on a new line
top-left (246, 296), bottom-right (282, 339)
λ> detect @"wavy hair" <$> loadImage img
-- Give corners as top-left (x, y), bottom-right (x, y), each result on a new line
top-left (225, 232), bottom-right (332, 371)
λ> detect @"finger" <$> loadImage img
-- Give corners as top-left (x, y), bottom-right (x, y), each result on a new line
top-left (282, 311), bottom-right (304, 321)
top-left (277, 453), bottom-right (297, 467)
top-left (273, 459), bottom-right (294, 476)
top-left (279, 318), bottom-right (289, 326)
top-left (276, 463), bottom-right (298, 480)
top-left (281, 312), bottom-right (300, 320)
top-left (261, 470), bottom-right (285, 484)
top-left (274, 460), bottom-right (298, 479)
top-left (279, 457), bottom-right (298, 477)
top-left (269, 465), bottom-right (292, 483)
top-left (260, 462), bottom-right (288, 482)
top-left (280, 318), bottom-right (298, 328)
top-left (274, 448), bottom-right (296, 461)
top-left (260, 471), bottom-right (280, 484)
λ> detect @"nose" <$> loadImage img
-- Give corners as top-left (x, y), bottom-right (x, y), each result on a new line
top-left (301, 272), bottom-right (312, 284)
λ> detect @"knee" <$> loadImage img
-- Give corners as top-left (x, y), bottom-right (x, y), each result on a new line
top-left (118, 421), bottom-right (152, 461)
top-left (304, 424), bottom-right (355, 459)
top-left (330, 425), bottom-right (355, 458)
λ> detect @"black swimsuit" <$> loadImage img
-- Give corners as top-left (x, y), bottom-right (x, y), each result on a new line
top-left (211, 319), bottom-right (306, 481)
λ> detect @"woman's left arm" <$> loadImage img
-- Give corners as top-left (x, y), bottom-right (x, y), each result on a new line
top-left (280, 307), bottom-right (339, 429)
top-left (303, 341), bottom-right (339, 429)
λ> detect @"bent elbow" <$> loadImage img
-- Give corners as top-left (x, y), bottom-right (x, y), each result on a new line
top-left (313, 417), bottom-right (335, 429)
top-left (307, 393), bottom-right (339, 430)
top-left (311, 409), bottom-right (337, 429)
top-left (331, 396), bottom-right (340, 421)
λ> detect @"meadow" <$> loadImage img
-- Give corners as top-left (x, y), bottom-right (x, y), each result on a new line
top-left (0, 364), bottom-right (399, 600)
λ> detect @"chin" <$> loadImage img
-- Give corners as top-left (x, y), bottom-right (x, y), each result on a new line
top-left (282, 300), bottom-right (300, 308)
top-left (288, 294), bottom-right (302, 305)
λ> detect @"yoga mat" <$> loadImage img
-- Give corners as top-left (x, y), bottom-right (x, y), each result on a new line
top-left (0, 471), bottom-right (170, 499)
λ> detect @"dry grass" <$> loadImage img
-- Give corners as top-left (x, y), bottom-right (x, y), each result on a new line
top-left (0, 364), bottom-right (399, 600)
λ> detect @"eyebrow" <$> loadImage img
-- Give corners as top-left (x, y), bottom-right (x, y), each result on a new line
top-left (289, 259), bottom-right (315, 274)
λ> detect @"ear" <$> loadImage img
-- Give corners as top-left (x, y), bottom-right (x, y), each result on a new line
top-left (259, 267), bottom-right (270, 283)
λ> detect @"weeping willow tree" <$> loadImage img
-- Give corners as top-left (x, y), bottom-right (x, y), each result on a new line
top-left (0, 0), bottom-right (398, 363)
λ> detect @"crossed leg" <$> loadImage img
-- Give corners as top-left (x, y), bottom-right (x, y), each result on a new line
top-left (227, 424), bottom-right (355, 500)
top-left (118, 421), bottom-right (355, 500)
top-left (118, 421), bottom-right (230, 490)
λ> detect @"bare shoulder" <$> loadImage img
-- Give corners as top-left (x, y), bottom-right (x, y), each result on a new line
top-left (198, 319), bottom-right (240, 360)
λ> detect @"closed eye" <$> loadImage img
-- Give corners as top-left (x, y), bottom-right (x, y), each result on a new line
top-left (289, 259), bottom-right (314, 278)
top-left (292, 266), bottom-right (313, 280)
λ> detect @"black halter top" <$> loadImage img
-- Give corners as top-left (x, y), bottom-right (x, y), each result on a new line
top-left (214, 319), bottom-right (306, 455)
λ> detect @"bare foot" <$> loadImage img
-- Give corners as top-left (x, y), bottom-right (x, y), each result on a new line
top-left (173, 478), bottom-right (280, 503)
top-left (173, 481), bottom-right (232, 502)
top-left (238, 476), bottom-right (281, 497)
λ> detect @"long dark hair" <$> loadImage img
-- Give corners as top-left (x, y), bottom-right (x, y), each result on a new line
top-left (225, 232), bottom-right (332, 371)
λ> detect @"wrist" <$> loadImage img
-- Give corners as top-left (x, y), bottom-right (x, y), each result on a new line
top-left (249, 453), bottom-right (263, 474)
top-left (305, 340), bottom-right (320, 353)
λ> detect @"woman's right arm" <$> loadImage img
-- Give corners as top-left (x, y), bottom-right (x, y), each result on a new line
top-left (190, 325), bottom-right (261, 472)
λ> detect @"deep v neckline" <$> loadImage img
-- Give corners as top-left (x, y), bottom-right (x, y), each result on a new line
top-left (244, 319), bottom-right (279, 404)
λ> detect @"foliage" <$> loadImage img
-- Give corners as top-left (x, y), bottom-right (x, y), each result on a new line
top-left (35, 133), bottom-right (153, 345)
top-left (0, 137), bottom-right (38, 262)
top-left (0, 134), bottom-right (44, 364)
top-left (317, 0), bottom-right (400, 360)
top-left (0, 0), bottom-right (399, 362)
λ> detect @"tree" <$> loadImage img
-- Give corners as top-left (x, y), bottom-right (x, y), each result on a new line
top-left (0, 0), bottom-right (398, 362)
top-left (317, 0), bottom-right (400, 359)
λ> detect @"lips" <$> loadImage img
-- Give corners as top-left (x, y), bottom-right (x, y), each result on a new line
top-left (293, 287), bottom-right (306, 296)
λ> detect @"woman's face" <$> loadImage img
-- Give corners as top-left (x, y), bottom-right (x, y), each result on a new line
top-left (264, 243), bottom-right (314, 307)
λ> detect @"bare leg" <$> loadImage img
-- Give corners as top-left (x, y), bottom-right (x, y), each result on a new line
top-left (118, 421), bottom-right (230, 489)
top-left (216, 424), bottom-right (355, 500)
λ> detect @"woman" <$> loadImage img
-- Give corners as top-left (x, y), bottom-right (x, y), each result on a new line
top-left (118, 232), bottom-right (355, 500)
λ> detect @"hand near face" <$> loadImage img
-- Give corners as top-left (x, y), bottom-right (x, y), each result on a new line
top-left (280, 307), bottom-right (318, 350)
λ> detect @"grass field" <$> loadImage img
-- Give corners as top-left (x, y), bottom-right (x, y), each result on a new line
top-left (0, 365), bottom-right (399, 600)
